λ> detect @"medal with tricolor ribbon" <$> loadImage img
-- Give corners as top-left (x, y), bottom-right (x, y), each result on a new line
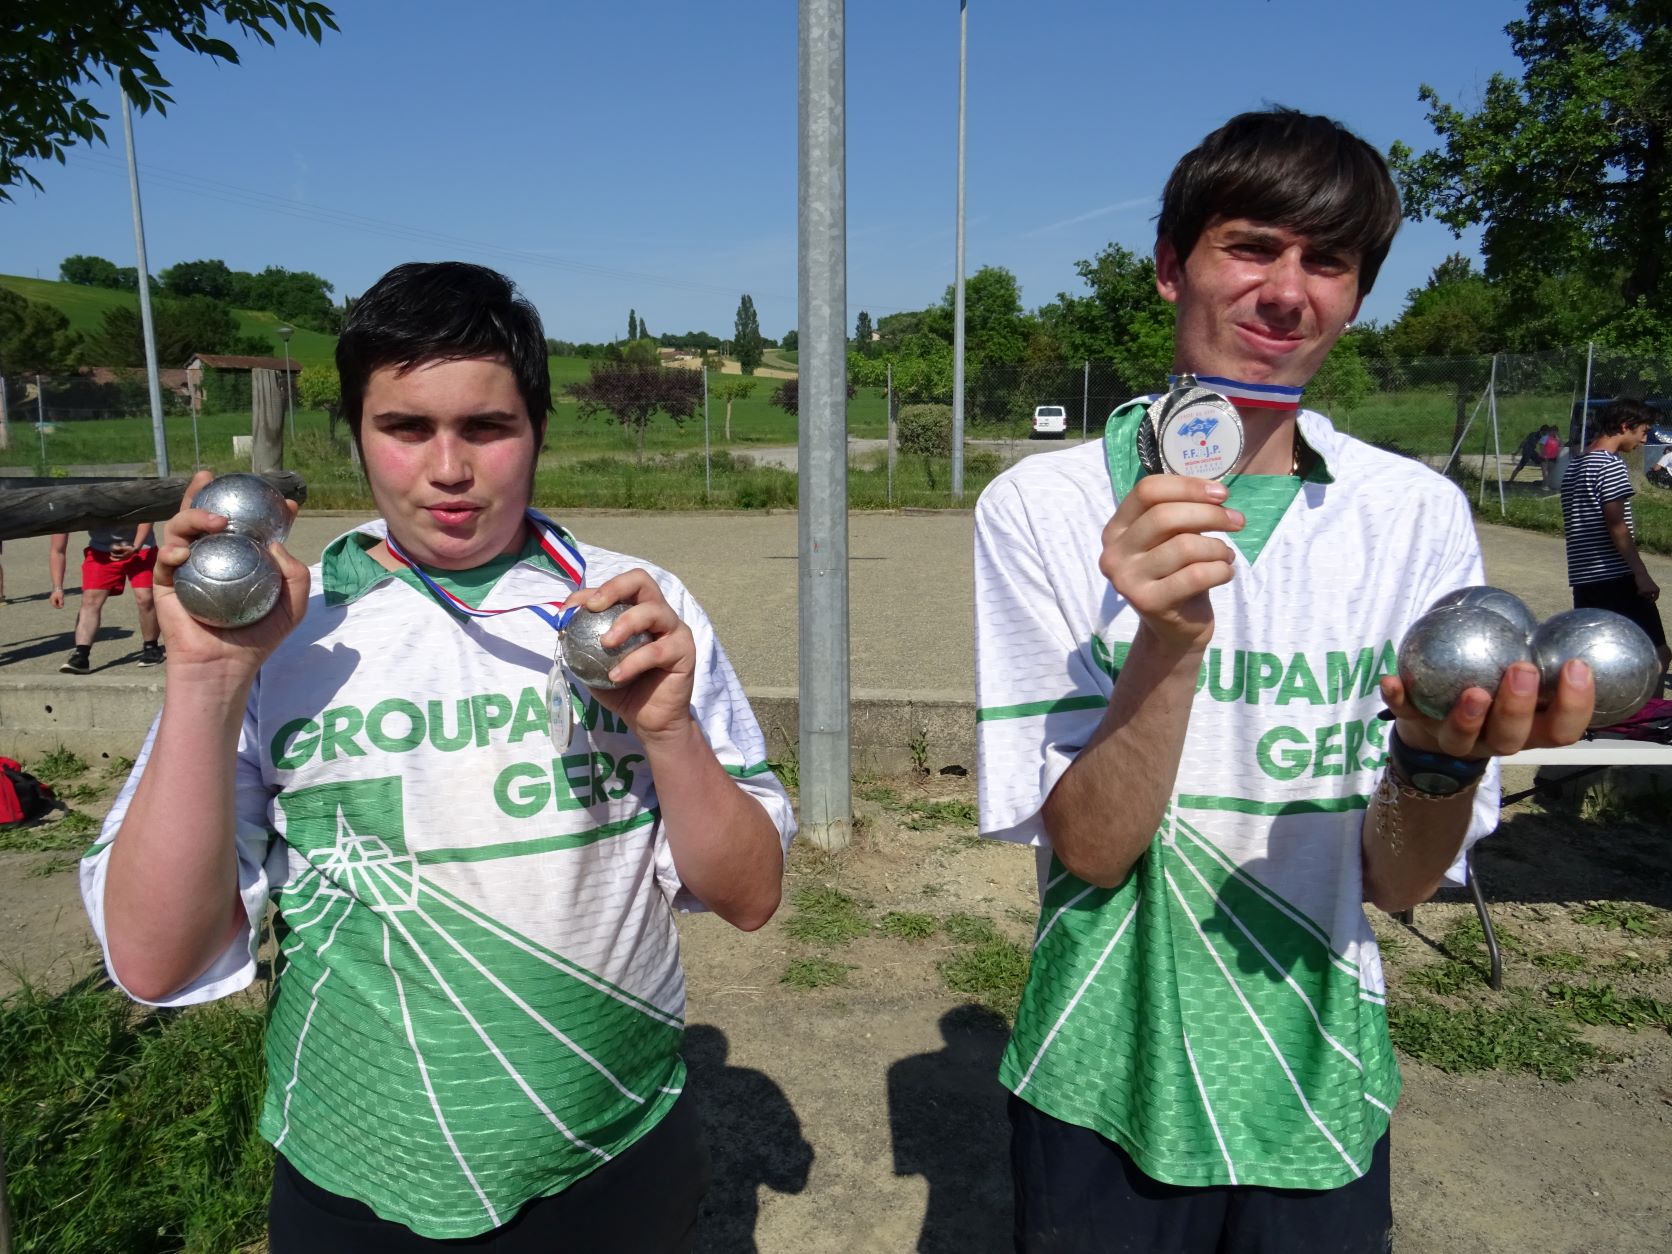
top-left (1136, 374), bottom-right (1301, 480)
top-left (383, 509), bottom-right (590, 751)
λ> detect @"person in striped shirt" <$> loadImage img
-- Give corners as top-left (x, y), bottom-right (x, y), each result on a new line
top-left (1561, 398), bottom-right (1668, 677)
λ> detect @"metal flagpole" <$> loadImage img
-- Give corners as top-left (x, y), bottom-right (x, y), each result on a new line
top-left (797, 0), bottom-right (851, 850)
top-left (950, 0), bottom-right (968, 502)
top-left (122, 94), bottom-right (170, 477)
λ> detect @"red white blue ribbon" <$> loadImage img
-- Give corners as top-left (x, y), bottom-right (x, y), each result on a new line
top-left (383, 509), bottom-right (585, 632)
top-left (1170, 375), bottom-right (1303, 411)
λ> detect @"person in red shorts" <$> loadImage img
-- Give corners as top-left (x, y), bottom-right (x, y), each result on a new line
top-left (49, 524), bottom-right (165, 673)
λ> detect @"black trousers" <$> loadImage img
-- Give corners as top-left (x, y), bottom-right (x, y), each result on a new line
top-left (268, 1094), bottom-right (709, 1253)
top-left (1010, 1096), bottom-right (1392, 1254)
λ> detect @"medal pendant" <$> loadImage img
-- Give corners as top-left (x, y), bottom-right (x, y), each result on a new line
top-left (547, 652), bottom-right (575, 752)
top-left (1138, 375), bottom-right (1244, 481)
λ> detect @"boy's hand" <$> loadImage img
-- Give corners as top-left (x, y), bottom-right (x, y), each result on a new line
top-left (49, 588), bottom-right (64, 609)
top-left (1378, 659), bottom-right (1595, 761)
top-left (153, 470), bottom-right (310, 688)
top-left (564, 570), bottom-right (695, 743)
top-left (1100, 475), bottom-right (1244, 651)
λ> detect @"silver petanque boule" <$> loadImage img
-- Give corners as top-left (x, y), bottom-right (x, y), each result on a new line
top-left (1429, 585), bottom-right (1538, 641)
top-left (561, 603), bottom-right (653, 690)
top-left (173, 533), bottom-right (284, 629)
top-left (190, 473), bottom-right (292, 545)
top-left (1397, 604), bottom-right (1536, 720)
top-left (1530, 608), bottom-right (1661, 728)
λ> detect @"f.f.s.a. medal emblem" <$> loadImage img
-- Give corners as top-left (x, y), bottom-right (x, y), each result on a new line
top-left (1138, 375), bottom-right (1245, 480)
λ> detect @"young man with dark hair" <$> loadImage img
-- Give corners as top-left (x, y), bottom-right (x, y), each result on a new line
top-left (1562, 397), bottom-right (1668, 676)
top-left (82, 261), bottom-right (793, 1251)
top-left (975, 109), bottom-right (1595, 1252)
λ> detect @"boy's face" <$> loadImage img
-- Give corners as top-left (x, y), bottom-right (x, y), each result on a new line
top-left (1156, 216), bottom-right (1365, 390)
top-left (360, 356), bottom-right (538, 570)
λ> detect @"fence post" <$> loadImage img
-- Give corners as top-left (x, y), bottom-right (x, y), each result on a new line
top-left (0, 373), bottom-right (9, 452)
top-left (1081, 360), bottom-right (1090, 441)
top-left (251, 368), bottom-right (284, 474)
top-left (886, 362), bottom-right (895, 506)
top-left (1, 1129), bottom-right (12, 1254)
top-left (1579, 341), bottom-right (1595, 448)
top-left (702, 364), bottom-right (711, 502)
top-left (35, 374), bottom-right (45, 468)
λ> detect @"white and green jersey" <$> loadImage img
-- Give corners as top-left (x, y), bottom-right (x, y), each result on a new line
top-left (975, 403), bottom-right (1501, 1191)
top-left (82, 522), bottom-right (794, 1239)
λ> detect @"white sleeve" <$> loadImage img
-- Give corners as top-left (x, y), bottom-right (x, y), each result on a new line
top-left (79, 682), bottom-right (284, 1006)
top-left (650, 579), bottom-right (796, 912)
top-left (1422, 490), bottom-right (1503, 888)
top-left (974, 477), bottom-right (1112, 847)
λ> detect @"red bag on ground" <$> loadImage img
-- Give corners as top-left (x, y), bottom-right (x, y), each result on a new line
top-left (0, 757), bottom-right (56, 826)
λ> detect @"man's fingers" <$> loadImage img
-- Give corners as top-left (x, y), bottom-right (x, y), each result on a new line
top-left (175, 469), bottom-right (214, 516)
top-left (1476, 663), bottom-right (1540, 757)
top-left (1535, 659), bottom-right (1595, 747)
top-left (1122, 502), bottom-right (1246, 551)
top-left (1126, 534), bottom-right (1238, 585)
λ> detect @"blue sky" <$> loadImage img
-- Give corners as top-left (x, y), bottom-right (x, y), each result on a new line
top-left (2, 0), bottom-right (1529, 342)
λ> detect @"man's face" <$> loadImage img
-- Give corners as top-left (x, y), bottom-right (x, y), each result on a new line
top-left (1156, 217), bottom-right (1365, 389)
top-left (1625, 422), bottom-right (1652, 450)
top-left (360, 356), bottom-right (538, 570)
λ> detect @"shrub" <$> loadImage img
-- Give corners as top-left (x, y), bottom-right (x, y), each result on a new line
top-left (897, 404), bottom-right (953, 455)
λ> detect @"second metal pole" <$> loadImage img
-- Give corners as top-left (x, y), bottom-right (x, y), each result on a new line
top-left (950, 0), bottom-right (968, 502)
top-left (122, 94), bottom-right (169, 478)
top-left (797, 0), bottom-right (851, 851)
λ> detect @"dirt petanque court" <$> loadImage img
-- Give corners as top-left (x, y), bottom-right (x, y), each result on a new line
top-left (1, 510), bottom-right (1670, 1253)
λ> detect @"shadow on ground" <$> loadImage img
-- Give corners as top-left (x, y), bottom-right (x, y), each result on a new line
top-left (887, 1004), bottom-right (1012, 1254)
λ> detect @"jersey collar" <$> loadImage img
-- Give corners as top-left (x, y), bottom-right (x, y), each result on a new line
top-left (320, 525), bottom-right (566, 609)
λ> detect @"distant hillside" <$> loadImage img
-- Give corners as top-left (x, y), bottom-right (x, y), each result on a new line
top-left (0, 274), bottom-right (339, 369)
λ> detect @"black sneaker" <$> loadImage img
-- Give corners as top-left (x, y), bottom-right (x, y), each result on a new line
top-left (60, 650), bottom-right (91, 675)
top-left (137, 642), bottom-right (166, 668)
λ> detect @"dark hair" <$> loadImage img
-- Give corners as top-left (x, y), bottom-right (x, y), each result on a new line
top-left (336, 262), bottom-right (552, 440)
top-left (1598, 397), bottom-right (1656, 436)
top-left (1157, 108), bottom-right (1403, 296)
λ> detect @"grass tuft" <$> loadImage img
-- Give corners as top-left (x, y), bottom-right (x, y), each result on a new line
top-left (0, 976), bottom-right (271, 1253)
top-left (1545, 981), bottom-right (1672, 1031)
top-left (1575, 901), bottom-right (1662, 938)
top-left (1389, 994), bottom-right (1599, 1081)
top-left (942, 913), bottom-right (1000, 945)
top-left (940, 939), bottom-right (1031, 1023)
top-left (879, 912), bottom-right (939, 942)
top-left (29, 746), bottom-right (88, 785)
top-left (780, 957), bottom-right (853, 990)
top-left (784, 886), bottom-right (870, 946)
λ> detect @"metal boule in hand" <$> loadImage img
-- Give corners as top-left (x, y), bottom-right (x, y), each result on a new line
top-left (1138, 375), bottom-right (1244, 481)
top-left (1530, 608), bottom-right (1660, 728)
top-left (173, 533), bottom-right (284, 628)
top-left (174, 474), bottom-right (290, 628)
top-left (561, 603), bottom-right (653, 690)
top-left (191, 473), bottom-right (292, 544)
top-left (1397, 604), bottom-right (1536, 720)
top-left (1429, 585), bottom-right (1538, 641)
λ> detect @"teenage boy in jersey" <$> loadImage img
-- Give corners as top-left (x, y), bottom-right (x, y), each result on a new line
top-left (1561, 398), bottom-right (1668, 677)
top-left (974, 110), bottom-right (1596, 1253)
top-left (50, 523), bottom-right (164, 672)
top-left (81, 262), bottom-right (794, 1252)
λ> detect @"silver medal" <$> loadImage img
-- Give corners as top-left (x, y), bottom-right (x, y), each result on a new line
top-left (546, 658), bottom-right (574, 752)
top-left (1138, 375), bottom-right (1245, 480)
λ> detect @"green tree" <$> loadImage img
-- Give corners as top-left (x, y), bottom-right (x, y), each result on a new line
top-left (60, 254), bottom-right (123, 287)
top-left (0, 288), bottom-right (81, 374)
top-left (571, 361), bottom-right (703, 461)
top-left (628, 309), bottom-right (638, 342)
top-left (937, 266), bottom-right (1030, 365)
top-left (639, 317), bottom-right (650, 342)
top-left (781, 328), bottom-right (798, 352)
top-left (160, 257), bottom-right (239, 300)
top-left (854, 310), bottom-right (873, 355)
top-left (241, 266), bottom-right (334, 331)
top-left (1036, 244), bottom-right (1175, 391)
top-left (1390, 0), bottom-right (1670, 325)
top-left (296, 363), bottom-right (343, 438)
top-left (3, 1), bottom-right (338, 200)
top-left (734, 294), bottom-right (763, 375)
top-left (712, 377), bottom-right (756, 441)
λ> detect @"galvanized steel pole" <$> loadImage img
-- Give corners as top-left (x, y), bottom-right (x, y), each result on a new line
top-left (798, 0), bottom-right (851, 850)
top-left (122, 94), bottom-right (170, 477)
top-left (1082, 359), bottom-right (1090, 441)
top-left (950, 0), bottom-right (968, 501)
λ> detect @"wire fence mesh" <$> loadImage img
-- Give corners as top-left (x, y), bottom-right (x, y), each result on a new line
top-left (2, 350), bottom-right (1667, 511)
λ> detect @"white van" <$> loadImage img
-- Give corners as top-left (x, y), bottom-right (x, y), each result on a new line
top-left (1031, 404), bottom-right (1068, 439)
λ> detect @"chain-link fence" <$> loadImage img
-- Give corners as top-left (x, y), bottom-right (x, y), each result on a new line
top-left (5, 349), bottom-right (1667, 510)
